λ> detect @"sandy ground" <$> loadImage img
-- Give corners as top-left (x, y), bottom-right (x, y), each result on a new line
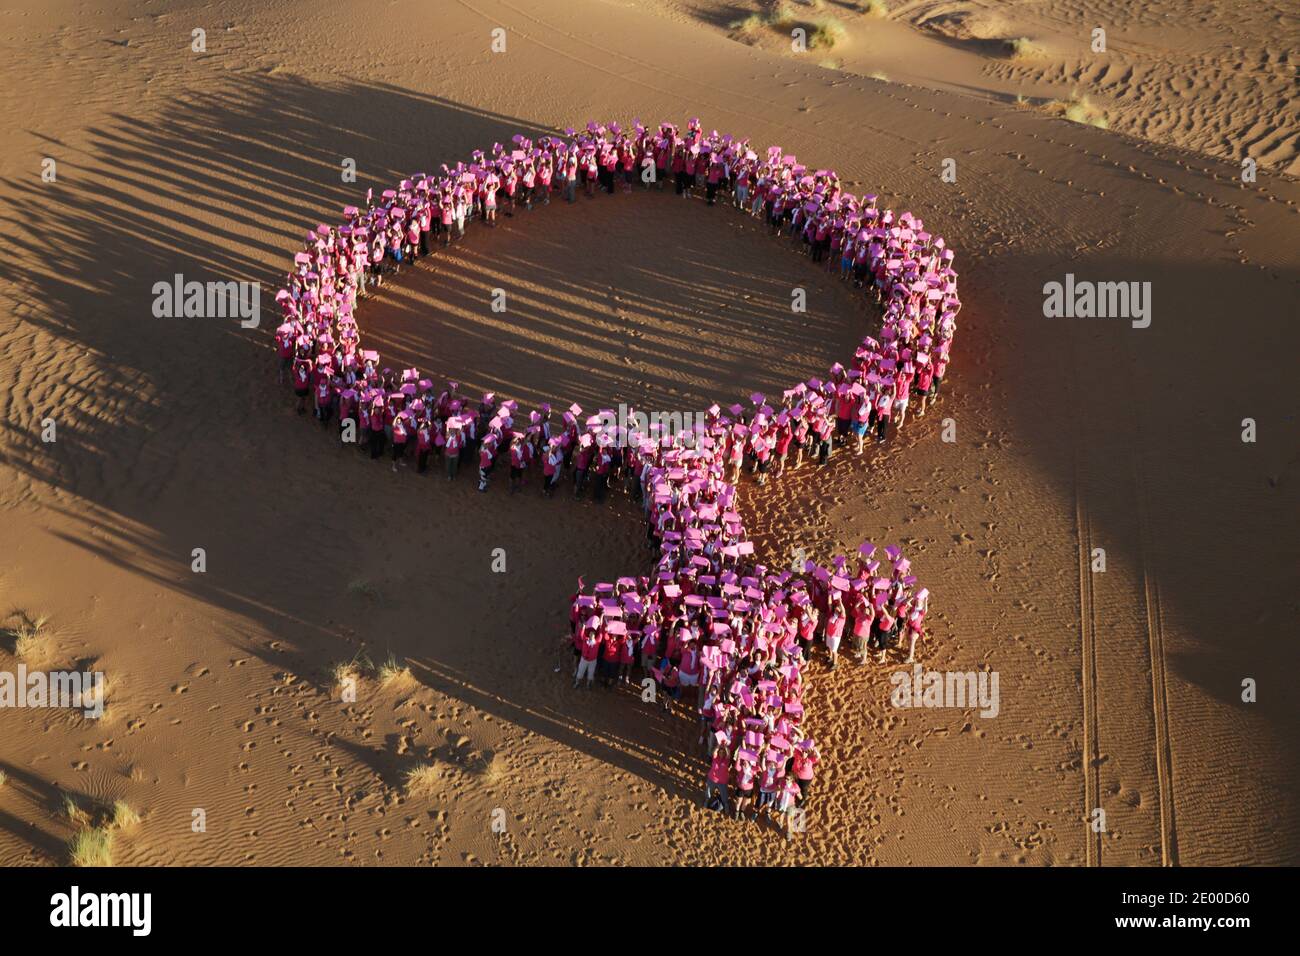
top-left (0, 0), bottom-right (1296, 866)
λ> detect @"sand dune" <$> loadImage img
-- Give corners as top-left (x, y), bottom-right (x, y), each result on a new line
top-left (0, 0), bottom-right (1296, 867)
top-left (660, 0), bottom-right (1298, 174)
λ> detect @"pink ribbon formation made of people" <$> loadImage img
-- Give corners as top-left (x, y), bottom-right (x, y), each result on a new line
top-left (274, 118), bottom-right (959, 824)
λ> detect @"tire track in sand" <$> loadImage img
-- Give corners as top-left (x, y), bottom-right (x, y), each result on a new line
top-left (1125, 348), bottom-right (1180, 867)
top-left (1072, 451), bottom-right (1104, 867)
top-left (1066, 319), bottom-right (1167, 866)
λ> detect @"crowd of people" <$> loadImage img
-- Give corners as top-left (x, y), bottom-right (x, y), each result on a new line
top-left (273, 119), bottom-right (958, 828)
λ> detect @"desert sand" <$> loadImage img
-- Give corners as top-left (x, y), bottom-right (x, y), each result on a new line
top-left (0, 0), bottom-right (1296, 867)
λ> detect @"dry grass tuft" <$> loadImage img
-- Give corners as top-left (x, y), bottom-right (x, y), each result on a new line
top-left (4, 611), bottom-right (54, 663)
top-left (63, 794), bottom-right (90, 827)
top-left (766, 1), bottom-right (801, 28)
top-left (377, 654), bottom-right (415, 690)
top-left (112, 800), bottom-right (141, 829)
top-left (404, 763), bottom-right (441, 796)
top-left (1047, 92), bottom-right (1109, 128)
top-left (331, 649), bottom-right (373, 691)
top-left (810, 17), bottom-right (848, 49)
top-left (1005, 36), bottom-right (1043, 58)
top-left (69, 827), bottom-right (114, 867)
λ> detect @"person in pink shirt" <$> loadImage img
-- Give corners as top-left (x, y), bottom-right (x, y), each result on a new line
top-left (483, 174), bottom-right (498, 226)
top-left (390, 410), bottom-right (409, 472)
top-left (599, 629), bottom-right (622, 689)
top-left (274, 323), bottom-right (295, 383)
top-left (572, 436), bottom-right (593, 499)
top-left (677, 636), bottom-right (702, 706)
top-left (444, 420), bottom-right (464, 480)
top-left (617, 629), bottom-right (637, 685)
top-left (705, 157), bottom-right (724, 206)
top-left (873, 600), bottom-right (897, 662)
top-left (542, 437), bottom-right (563, 497)
top-left (291, 354), bottom-right (312, 415)
top-left (508, 432), bottom-right (528, 494)
top-left (851, 587), bottom-right (875, 664)
top-left (537, 156), bottom-right (552, 205)
top-left (873, 383), bottom-right (893, 444)
top-left (904, 607), bottom-right (926, 664)
top-left (733, 751), bottom-right (757, 820)
top-left (753, 427), bottom-right (773, 486)
top-left (824, 596), bottom-right (846, 669)
top-left (337, 387), bottom-right (357, 445)
top-left (563, 152), bottom-right (578, 203)
top-left (592, 441), bottom-right (614, 503)
top-left (415, 415), bottom-right (433, 473)
top-left (706, 746), bottom-right (732, 811)
top-left (893, 366), bottom-right (911, 430)
top-left (790, 412), bottom-right (810, 470)
top-left (574, 620), bottom-right (600, 690)
top-left (439, 199), bottom-right (453, 247)
top-left (791, 739), bottom-right (819, 806)
top-left (797, 602), bottom-right (819, 660)
top-left (914, 353), bottom-right (935, 417)
top-left (312, 362), bottom-right (334, 425)
top-left (639, 625), bottom-right (660, 675)
top-left (812, 407), bottom-right (834, 465)
top-left (756, 751), bottom-right (783, 821)
top-left (477, 435), bottom-right (497, 492)
top-left (777, 773), bottom-right (802, 840)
